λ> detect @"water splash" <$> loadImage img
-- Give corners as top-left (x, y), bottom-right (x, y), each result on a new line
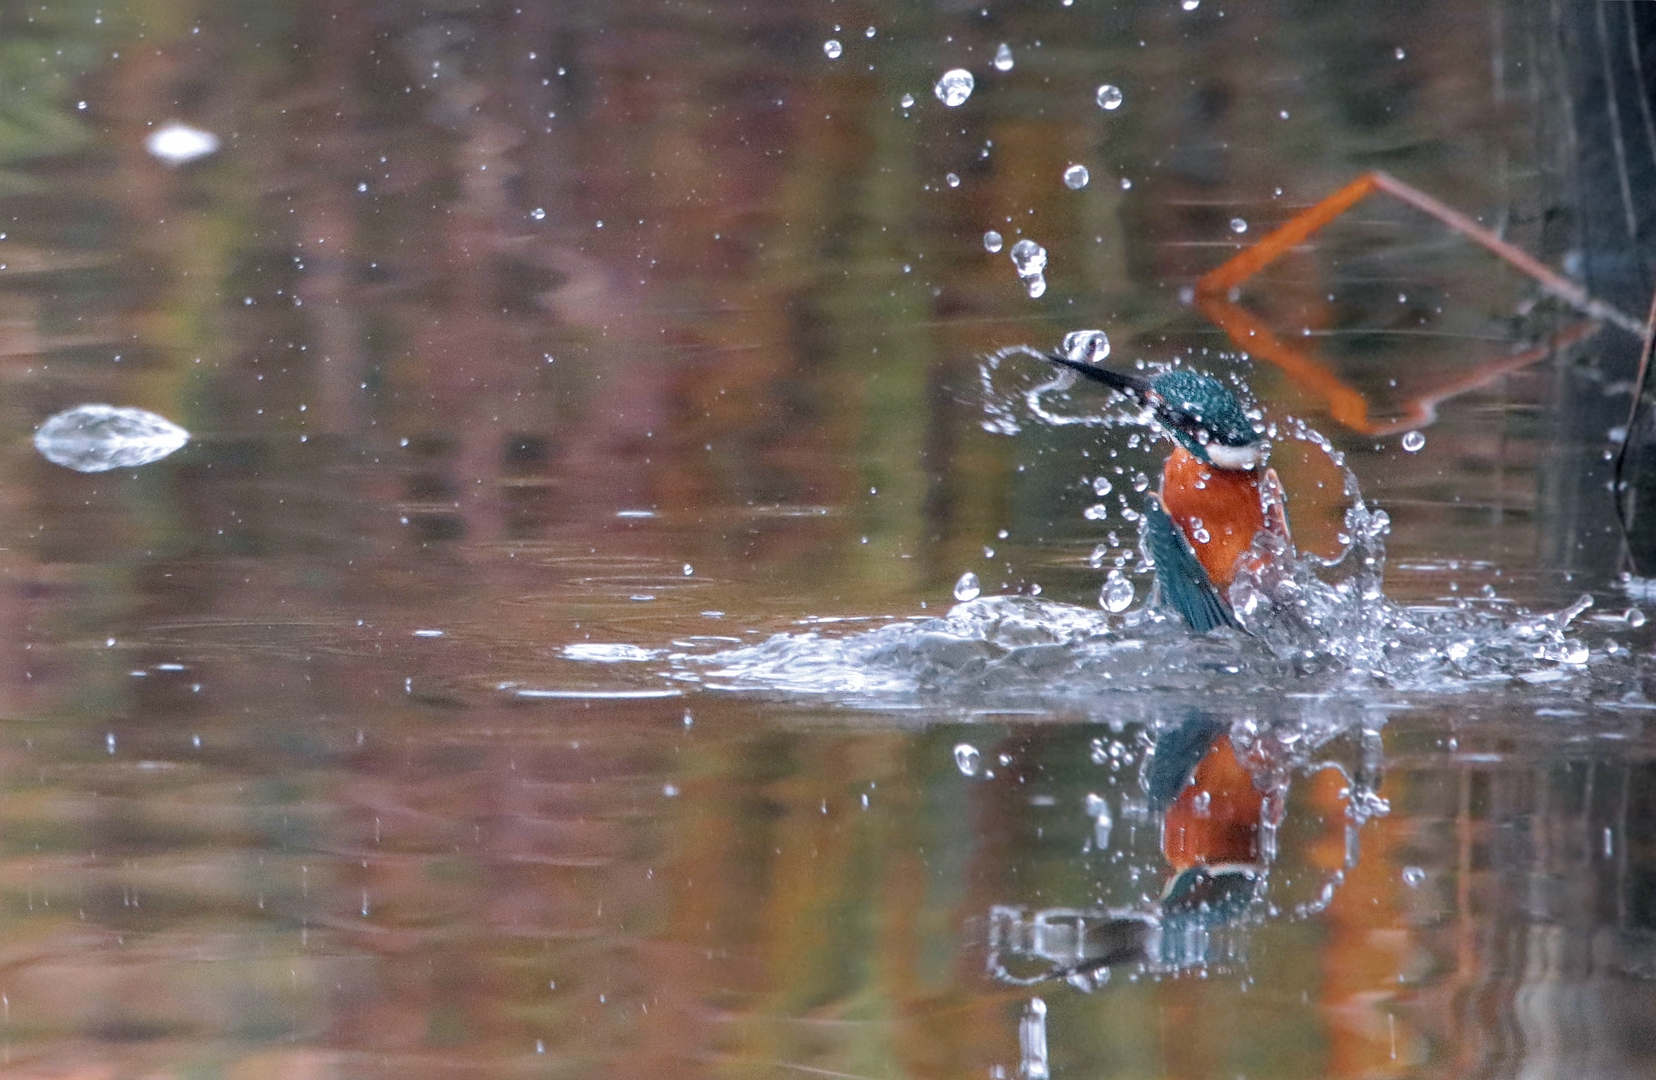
top-left (685, 355), bottom-right (1617, 707)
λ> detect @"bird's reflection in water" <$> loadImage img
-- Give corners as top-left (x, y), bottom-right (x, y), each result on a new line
top-left (986, 713), bottom-right (1350, 989)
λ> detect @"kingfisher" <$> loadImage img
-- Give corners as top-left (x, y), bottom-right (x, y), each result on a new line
top-left (1044, 353), bottom-right (1289, 632)
top-left (1146, 713), bottom-right (1267, 934)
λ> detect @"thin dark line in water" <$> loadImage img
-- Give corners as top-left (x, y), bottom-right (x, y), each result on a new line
top-left (1594, 0), bottom-right (1640, 240)
top-left (1623, 5), bottom-right (1656, 185)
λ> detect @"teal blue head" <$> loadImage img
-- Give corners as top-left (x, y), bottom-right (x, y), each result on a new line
top-left (1146, 369), bottom-right (1261, 470)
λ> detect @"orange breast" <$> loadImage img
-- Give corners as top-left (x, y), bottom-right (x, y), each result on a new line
top-left (1161, 735), bottom-right (1264, 871)
top-left (1158, 447), bottom-right (1264, 589)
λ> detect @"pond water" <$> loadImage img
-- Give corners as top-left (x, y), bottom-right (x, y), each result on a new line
top-left (2, 0), bottom-right (1655, 1077)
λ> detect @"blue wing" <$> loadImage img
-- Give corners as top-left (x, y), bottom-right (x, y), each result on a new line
top-left (1143, 500), bottom-right (1240, 633)
top-left (1144, 713), bottom-right (1228, 809)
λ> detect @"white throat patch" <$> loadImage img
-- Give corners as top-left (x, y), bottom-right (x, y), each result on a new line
top-left (1205, 443), bottom-right (1261, 471)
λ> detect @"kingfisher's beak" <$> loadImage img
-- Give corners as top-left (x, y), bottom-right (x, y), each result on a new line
top-left (1042, 352), bottom-right (1157, 404)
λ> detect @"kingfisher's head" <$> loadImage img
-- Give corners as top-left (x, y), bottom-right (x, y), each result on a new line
top-left (1042, 351), bottom-right (1263, 471)
top-left (1146, 369), bottom-right (1262, 471)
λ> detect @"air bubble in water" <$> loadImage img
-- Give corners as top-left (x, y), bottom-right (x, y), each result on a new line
top-left (993, 43), bottom-right (1014, 71)
top-left (954, 571), bottom-right (982, 601)
top-left (954, 743), bottom-right (982, 776)
top-left (1100, 570), bottom-right (1134, 612)
top-left (1627, 608), bottom-right (1647, 628)
top-left (984, 230), bottom-right (1004, 253)
top-left (530, 207), bottom-right (546, 220)
top-left (1095, 84), bottom-right (1124, 111)
top-left (1181, 0), bottom-right (1200, 10)
top-left (1401, 430), bottom-right (1426, 452)
top-left (823, 39), bottom-right (842, 59)
top-left (935, 68), bottom-right (975, 107)
top-left (899, 92), bottom-right (915, 108)
top-left (35, 404), bottom-right (190, 473)
top-left (1402, 866), bottom-right (1426, 887)
top-left (946, 172), bottom-right (961, 188)
top-left (1092, 476), bottom-right (1113, 496)
top-left (1063, 164), bottom-right (1090, 189)
top-left (1009, 238), bottom-right (1048, 298)
top-left (1230, 217), bottom-right (1248, 233)
top-left (1060, 329), bottom-right (1110, 364)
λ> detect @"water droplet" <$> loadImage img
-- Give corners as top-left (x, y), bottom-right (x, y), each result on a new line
top-left (1019, 999), bottom-right (1049, 1080)
top-left (1181, 0), bottom-right (1200, 9)
top-left (1132, 472), bottom-right (1150, 492)
top-left (954, 743), bottom-right (981, 776)
top-left (1083, 504), bottom-right (1110, 520)
top-left (35, 404), bottom-right (190, 473)
top-left (144, 121), bottom-right (219, 166)
top-left (934, 68), bottom-right (975, 107)
top-left (1191, 790), bottom-right (1212, 816)
top-left (1394, 47), bottom-right (1406, 60)
top-left (1100, 571), bottom-right (1134, 612)
top-left (1063, 164), bottom-right (1090, 189)
top-left (682, 563), bottom-right (694, 576)
top-left (1008, 239), bottom-right (1048, 298)
top-left (899, 93), bottom-right (915, 109)
top-left (356, 181), bottom-right (368, 193)
top-left (1060, 329), bottom-right (1110, 364)
top-left (954, 571), bottom-right (982, 601)
top-left (823, 39), bottom-right (842, 59)
top-left (1121, 177), bottom-right (1133, 190)
top-left (993, 43), bottom-right (1014, 72)
top-left (1095, 84), bottom-right (1124, 111)
top-left (531, 207), bottom-right (546, 220)
top-left (1401, 430), bottom-right (1426, 453)
top-left (1402, 866), bottom-right (1426, 887)
top-left (946, 172), bottom-right (961, 188)
top-left (865, 26), bottom-right (876, 38)
top-left (1627, 607), bottom-right (1647, 628)
top-left (983, 230), bottom-right (1004, 253)
top-left (1092, 476), bottom-right (1113, 496)
top-left (1230, 217), bottom-right (1248, 233)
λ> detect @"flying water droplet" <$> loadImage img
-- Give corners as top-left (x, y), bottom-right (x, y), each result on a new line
top-left (993, 43), bottom-right (1014, 72)
top-left (1100, 570), bottom-right (1134, 612)
top-left (1230, 217), bottom-right (1248, 233)
top-left (1402, 866), bottom-right (1426, 887)
top-left (1181, 0), bottom-right (1200, 10)
top-left (1401, 430), bottom-right (1426, 453)
top-left (1060, 329), bottom-right (1110, 364)
top-left (35, 404), bottom-right (190, 473)
top-left (823, 39), bottom-right (842, 59)
top-left (946, 172), bottom-right (961, 188)
top-left (1095, 84), bottom-right (1124, 111)
top-left (934, 68), bottom-right (975, 107)
top-left (954, 743), bottom-right (982, 776)
top-left (983, 230), bottom-right (1004, 253)
top-left (144, 121), bottom-right (219, 166)
top-left (1092, 476), bottom-right (1113, 496)
top-left (1627, 607), bottom-right (1647, 628)
top-left (1085, 792), bottom-right (1113, 848)
top-left (1009, 238), bottom-right (1048, 298)
top-left (954, 571), bottom-right (982, 601)
top-left (1063, 164), bottom-right (1090, 189)
top-left (899, 92), bottom-right (915, 108)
